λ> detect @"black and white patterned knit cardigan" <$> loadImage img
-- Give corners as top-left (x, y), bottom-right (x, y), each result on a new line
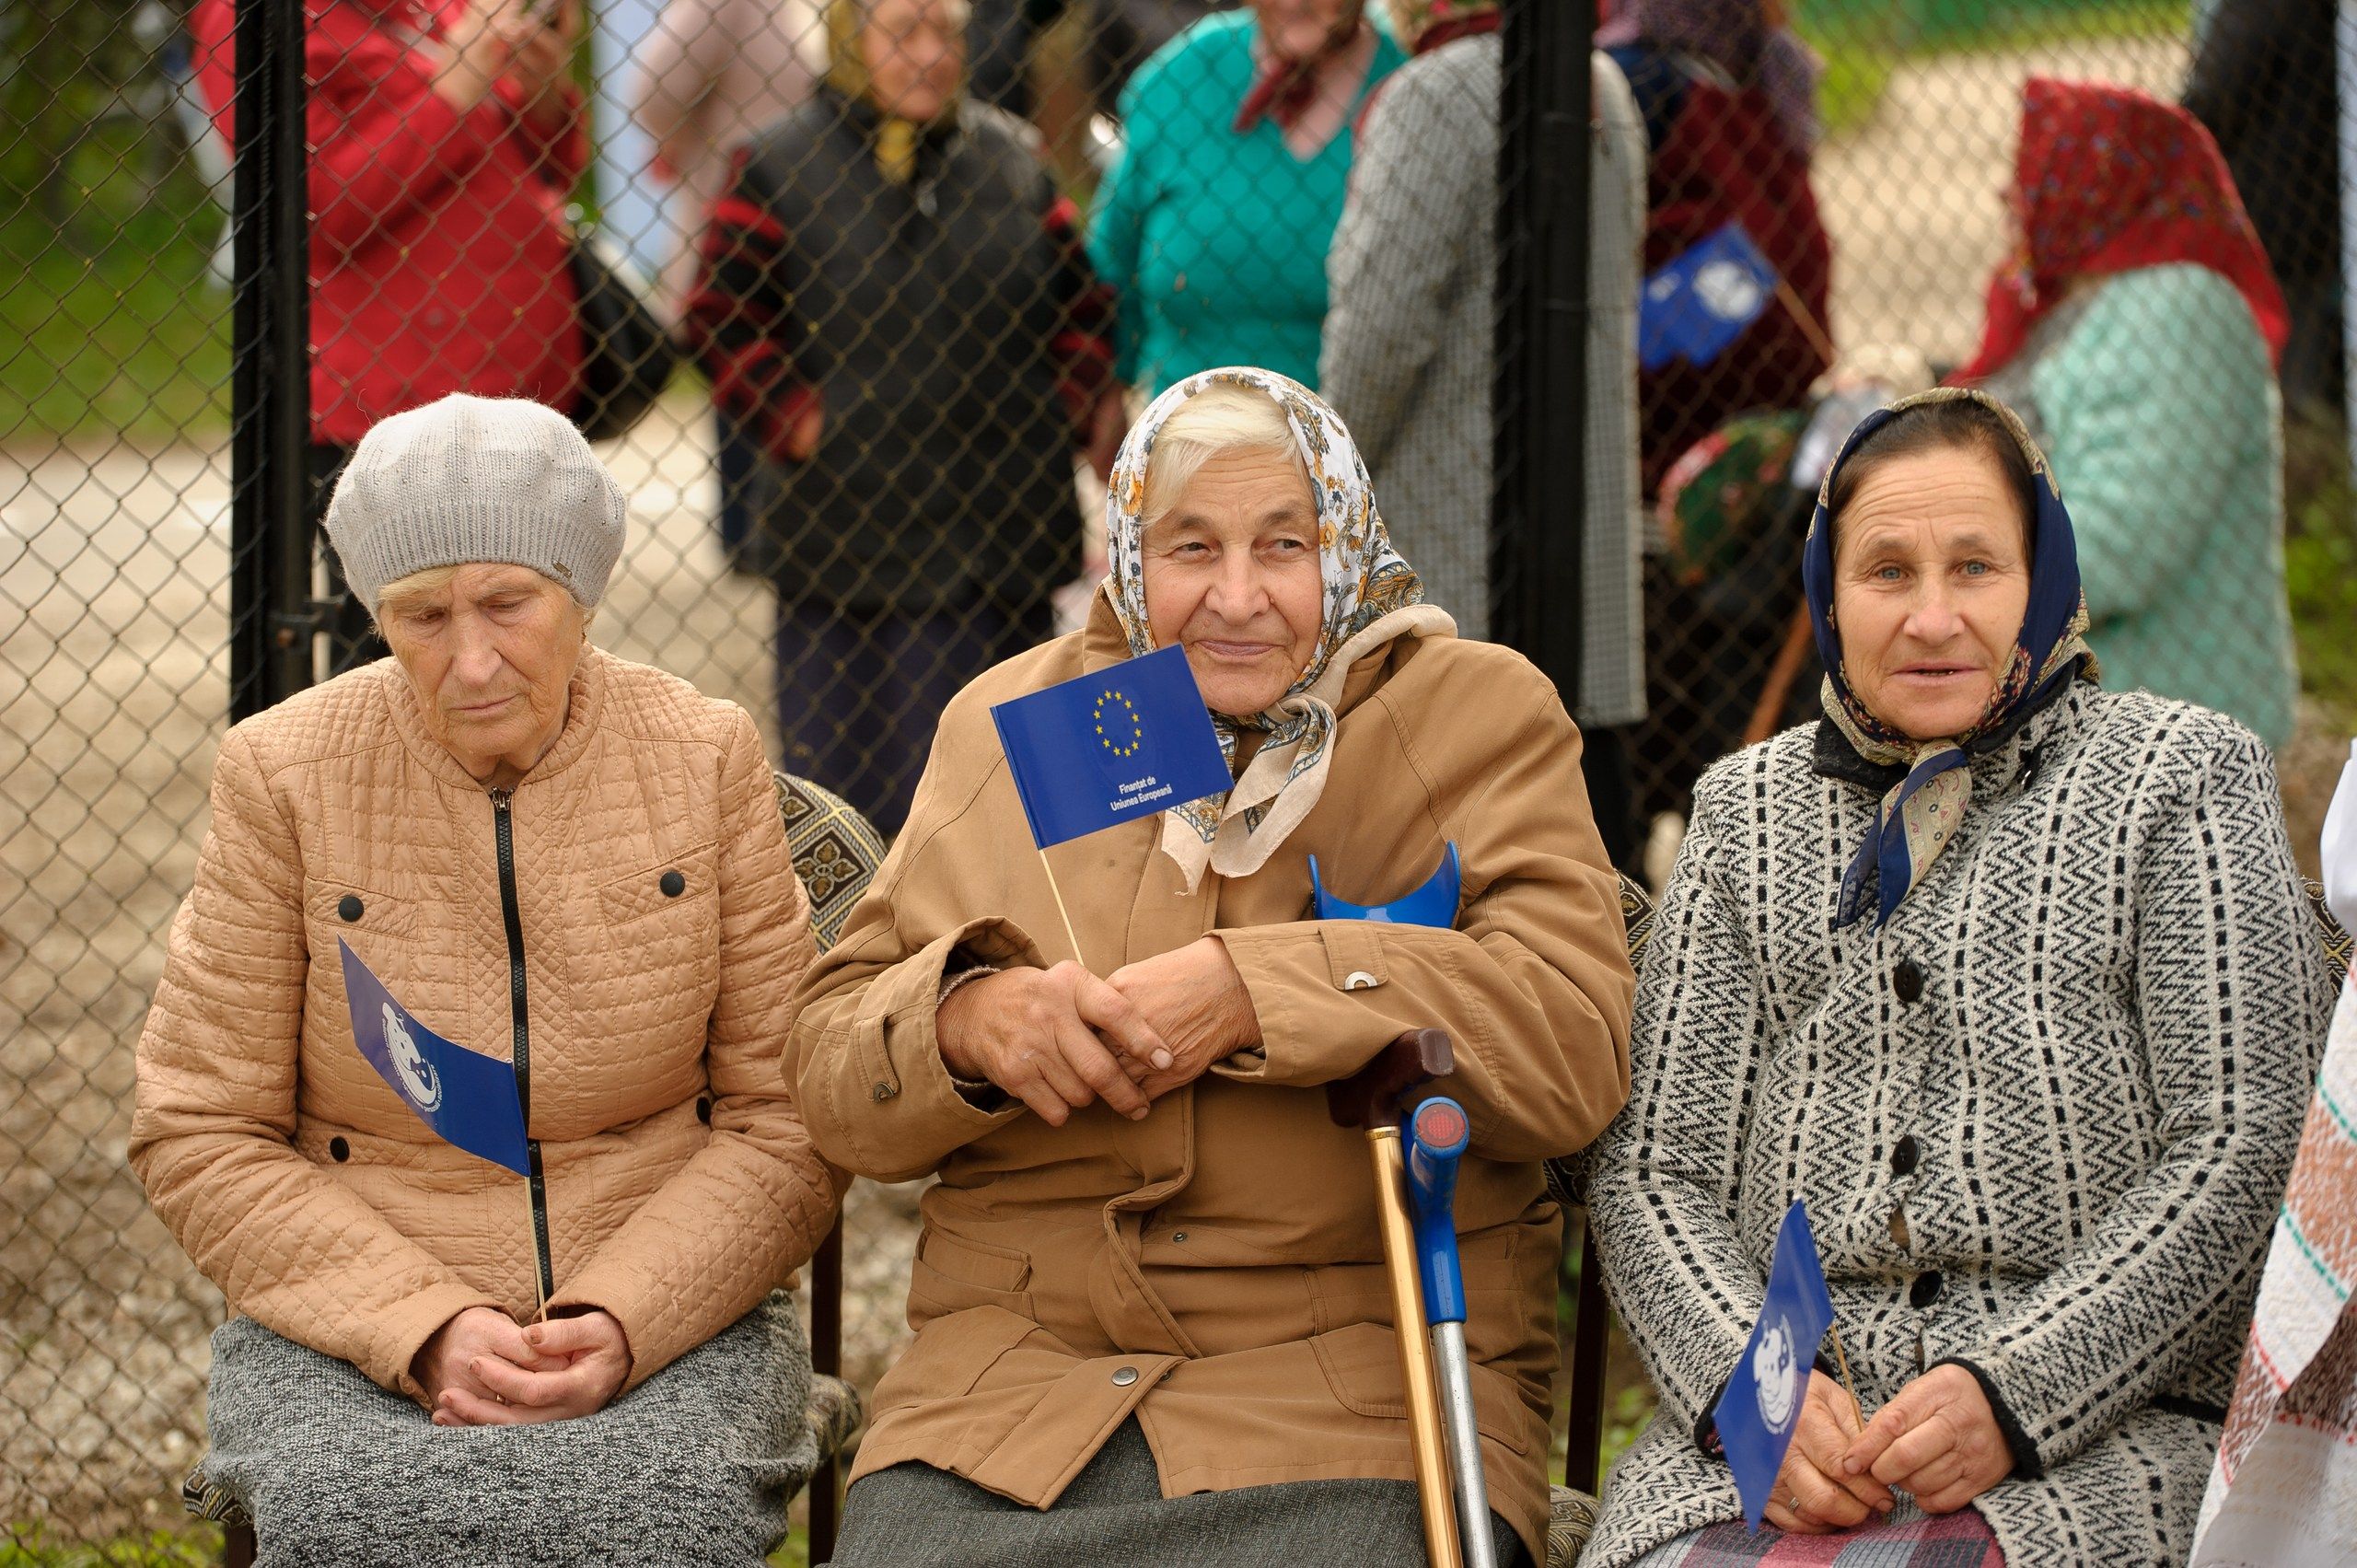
top-left (1584, 684), bottom-right (2334, 1568)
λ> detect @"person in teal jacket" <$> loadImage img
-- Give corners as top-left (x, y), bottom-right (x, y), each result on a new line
top-left (1087, 0), bottom-right (1404, 397)
top-left (1963, 78), bottom-right (2299, 749)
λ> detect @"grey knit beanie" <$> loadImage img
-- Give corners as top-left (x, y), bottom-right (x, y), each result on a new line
top-left (323, 395), bottom-right (628, 611)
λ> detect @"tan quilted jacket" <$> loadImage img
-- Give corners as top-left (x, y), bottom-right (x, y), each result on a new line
top-left (131, 646), bottom-right (842, 1400)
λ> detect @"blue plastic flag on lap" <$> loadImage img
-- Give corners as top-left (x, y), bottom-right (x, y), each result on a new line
top-left (1713, 1200), bottom-right (1838, 1530)
top-left (1640, 221), bottom-right (1780, 373)
top-left (338, 937), bottom-right (530, 1175)
top-left (990, 645), bottom-right (1233, 850)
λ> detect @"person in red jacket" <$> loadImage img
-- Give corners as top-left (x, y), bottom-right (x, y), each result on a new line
top-left (191, 0), bottom-right (588, 668)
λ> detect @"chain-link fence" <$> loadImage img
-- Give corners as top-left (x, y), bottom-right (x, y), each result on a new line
top-left (7, 0), bottom-right (2355, 1557)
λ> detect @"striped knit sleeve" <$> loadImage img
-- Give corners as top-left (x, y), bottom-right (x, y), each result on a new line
top-left (1954, 714), bottom-right (2334, 1472)
top-left (682, 145), bottom-right (819, 466)
top-left (1589, 757), bottom-right (1782, 1436)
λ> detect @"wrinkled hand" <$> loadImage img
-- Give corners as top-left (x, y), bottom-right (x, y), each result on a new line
top-left (1841, 1363), bottom-right (2013, 1515)
top-left (500, 0), bottom-right (582, 132)
top-left (936, 961), bottom-right (1168, 1126)
top-left (412, 1305), bottom-right (564, 1416)
top-left (1759, 1372), bottom-right (1895, 1534)
top-left (429, 1308), bottom-right (633, 1426)
top-left (779, 397), bottom-right (824, 463)
top-left (1105, 936), bottom-right (1260, 1101)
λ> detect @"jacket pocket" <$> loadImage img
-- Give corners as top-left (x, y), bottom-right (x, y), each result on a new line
top-left (597, 842), bottom-right (719, 930)
top-left (303, 879), bottom-right (418, 947)
top-left (907, 1226), bottom-right (1037, 1321)
top-left (1308, 1319), bottom-right (1532, 1455)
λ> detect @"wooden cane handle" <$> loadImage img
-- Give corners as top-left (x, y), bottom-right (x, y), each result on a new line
top-left (1326, 1027), bottom-right (1455, 1130)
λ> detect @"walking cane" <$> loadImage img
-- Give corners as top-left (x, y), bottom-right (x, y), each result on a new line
top-left (1328, 1028), bottom-right (1462, 1568)
top-left (1406, 1097), bottom-right (1497, 1568)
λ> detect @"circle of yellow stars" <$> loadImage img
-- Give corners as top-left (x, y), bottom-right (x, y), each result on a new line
top-left (1093, 689), bottom-right (1144, 758)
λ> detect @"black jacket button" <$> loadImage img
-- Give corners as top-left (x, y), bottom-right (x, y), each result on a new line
top-left (660, 870), bottom-right (685, 898)
top-left (1892, 1135), bottom-right (1921, 1176)
top-left (1910, 1269), bottom-right (1945, 1308)
top-left (695, 1096), bottom-right (713, 1124)
top-left (337, 894), bottom-right (364, 923)
top-left (328, 1136), bottom-right (351, 1162)
top-left (1893, 958), bottom-right (1924, 1005)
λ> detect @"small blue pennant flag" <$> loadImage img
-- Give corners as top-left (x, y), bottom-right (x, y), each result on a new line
top-left (338, 938), bottom-right (531, 1176)
top-left (1713, 1200), bottom-right (1839, 1530)
top-left (1640, 221), bottom-right (1780, 372)
top-left (990, 645), bottom-right (1233, 850)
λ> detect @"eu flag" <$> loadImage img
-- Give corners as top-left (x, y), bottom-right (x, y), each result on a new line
top-left (991, 645), bottom-right (1233, 850)
top-left (1640, 221), bottom-right (1780, 372)
top-left (1713, 1200), bottom-right (1838, 1529)
top-left (338, 938), bottom-right (531, 1175)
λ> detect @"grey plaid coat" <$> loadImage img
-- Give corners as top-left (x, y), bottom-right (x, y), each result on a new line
top-left (1320, 40), bottom-right (1646, 727)
top-left (1585, 686), bottom-right (2333, 1567)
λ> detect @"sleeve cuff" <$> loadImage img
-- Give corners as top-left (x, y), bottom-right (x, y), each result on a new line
top-left (1930, 1356), bottom-right (2046, 1481)
top-left (377, 1279), bottom-right (507, 1404)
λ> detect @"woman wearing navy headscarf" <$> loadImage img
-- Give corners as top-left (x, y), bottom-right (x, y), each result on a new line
top-left (1582, 389), bottom-right (2333, 1566)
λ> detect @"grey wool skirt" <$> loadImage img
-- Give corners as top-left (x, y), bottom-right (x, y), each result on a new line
top-left (825, 1417), bottom-right (1531, 1568)
top-left (203, 1294), bottom-right (816, 1568)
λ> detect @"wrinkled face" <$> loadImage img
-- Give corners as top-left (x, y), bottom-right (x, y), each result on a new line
top-left (1830, 445), bottom-right (2032, 742)
top-left (863, 0), bottom-right (963, 122)
top-left (1142, 446), bottom-right (1328, 720)
top-left (1251, 0), bottom-right (1359, 64)
top-left (377, 564), bottom-right (586, 782)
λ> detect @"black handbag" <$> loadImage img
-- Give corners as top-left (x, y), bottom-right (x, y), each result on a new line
top-left (566, 215), bottom-right (679, 442)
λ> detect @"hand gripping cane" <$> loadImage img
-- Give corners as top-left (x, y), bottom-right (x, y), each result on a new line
top-left (1328, 1028), bottom-right (1462, 1568)
top-left (1407, 1097), bottom-right (1496, 1568)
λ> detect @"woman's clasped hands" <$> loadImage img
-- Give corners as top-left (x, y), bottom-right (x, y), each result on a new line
top-left (1764, 1365), bottom-right (2012, 1534)
top-left (416, 1305), bottom-right (633, 1427)
top-left (934, 938), bottom-right (1261, 1126)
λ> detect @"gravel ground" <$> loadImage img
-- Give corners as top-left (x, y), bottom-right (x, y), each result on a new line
top-left (6, 29), bottom-right (2351, 1541)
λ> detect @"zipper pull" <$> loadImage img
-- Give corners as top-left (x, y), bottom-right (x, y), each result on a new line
top-left (491, 786), bottom-right (513, 809)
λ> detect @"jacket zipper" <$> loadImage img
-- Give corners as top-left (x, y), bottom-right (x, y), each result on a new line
top-left (491, 786), bottom-right (554, 1305)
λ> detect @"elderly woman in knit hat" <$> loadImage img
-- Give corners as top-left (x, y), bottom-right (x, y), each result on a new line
top-left (131, 395), bottom-right (844, 1566)
top-left (789, 366), bottom-right (1635, 1567)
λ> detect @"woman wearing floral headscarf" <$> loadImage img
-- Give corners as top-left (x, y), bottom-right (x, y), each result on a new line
top-left (1960, 77), bottom-right (2298, 749)
top-left (788, 366), bottom-right (1634, 1567)
top-left (1583, 388), bottom-right (2332, 1568)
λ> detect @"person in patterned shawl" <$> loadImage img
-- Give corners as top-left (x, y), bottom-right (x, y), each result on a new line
top-left (787, 366), bottom-right (1635, 1567)
top-left (1584, 387), bottom-right (2335, 1567)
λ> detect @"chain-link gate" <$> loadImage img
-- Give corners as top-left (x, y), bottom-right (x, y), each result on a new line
top-left (8, 0), bottom-right (2357, 1559)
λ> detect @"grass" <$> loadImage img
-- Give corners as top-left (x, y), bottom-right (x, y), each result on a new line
top-left (2284, 413), bottom-right (2357, 724)
top-left (0, 120), bottom-right (229, 445)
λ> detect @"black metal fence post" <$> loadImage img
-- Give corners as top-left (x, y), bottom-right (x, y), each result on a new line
top-left (1493, 0), bottom-right (1590, 692)
top-left (228, 0), bottom-right (310, 723)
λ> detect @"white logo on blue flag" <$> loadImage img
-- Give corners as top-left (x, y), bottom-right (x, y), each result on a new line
top-left (1713, 1200), bottom-right (1838, 1529)
top-left (382, 1003), bottom-right (443, 1111)
top-left (1640, 220), bottom-right (1781, 373)
top-left (990, 645), bottom-right (1234, 850)
top-left (339, 938), bottom-right (530, 1176)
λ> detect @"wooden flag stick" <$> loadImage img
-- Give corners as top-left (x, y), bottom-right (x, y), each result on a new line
top-left (1037, 848), bottom-right (1087, 970)
top-left (1829, 1323), bottom-right (1862, 1415)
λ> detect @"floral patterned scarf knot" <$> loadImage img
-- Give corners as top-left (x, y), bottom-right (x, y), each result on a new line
top-left (1102, 366), bottom-right (1454, 890)
top-left (1801, 388), bottom-right (2096, 930)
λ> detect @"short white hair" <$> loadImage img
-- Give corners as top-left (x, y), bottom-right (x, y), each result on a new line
top-left (1140, 385), bottom-right (1306, 528)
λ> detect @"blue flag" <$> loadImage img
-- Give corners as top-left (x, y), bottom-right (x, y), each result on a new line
top-left (1640, 221), bottom-right (1780, 372)
top-left (338, 937), bottom-right (531, 1176)
top-left (1713, 1200), bottom-right (1838, 1529)
top-left (990, 645), bottom-right (1233, 850)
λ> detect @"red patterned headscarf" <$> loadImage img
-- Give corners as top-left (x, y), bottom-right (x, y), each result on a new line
top-left (1957, 77), bottom-right (2289, 383)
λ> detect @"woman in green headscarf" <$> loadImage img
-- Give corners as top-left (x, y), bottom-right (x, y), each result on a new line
top-left (683, 0), bottom-right (1125, 835)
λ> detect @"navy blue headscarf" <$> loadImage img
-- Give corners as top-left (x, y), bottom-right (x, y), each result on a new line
top-left (1800, 387), bottom-right (2095, 929)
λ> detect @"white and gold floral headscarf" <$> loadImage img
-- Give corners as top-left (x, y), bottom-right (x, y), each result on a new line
top-left (1102, 366), bottom-right (1455, 889)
